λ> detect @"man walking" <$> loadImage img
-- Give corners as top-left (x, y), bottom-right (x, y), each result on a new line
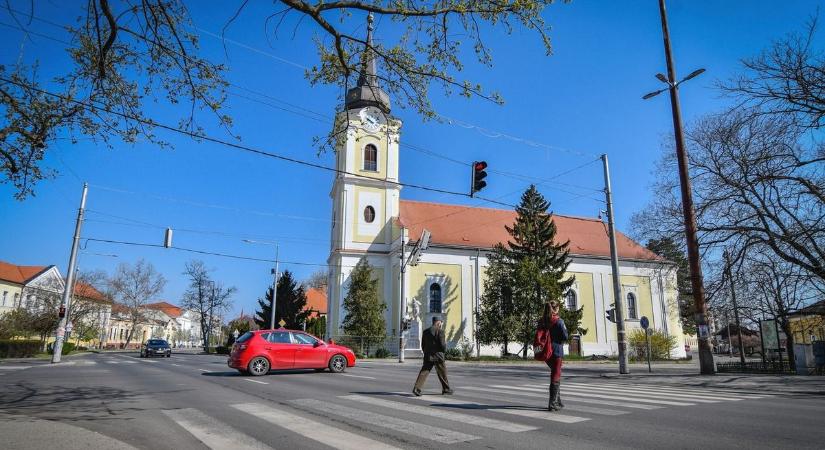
top-left (413, 316), bottom-right (453, 396)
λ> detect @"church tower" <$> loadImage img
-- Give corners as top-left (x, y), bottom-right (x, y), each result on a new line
top-left (327, 14), bottom-right (402, 337)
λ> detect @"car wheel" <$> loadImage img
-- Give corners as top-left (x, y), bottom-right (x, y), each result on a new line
top-left (328, 354), bottom-right (347, 373)
top-left (248, 357), bottom-right (270, 376)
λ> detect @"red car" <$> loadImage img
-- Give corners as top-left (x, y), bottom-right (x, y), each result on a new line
top-left (228, 329), bottom-right (356, 376)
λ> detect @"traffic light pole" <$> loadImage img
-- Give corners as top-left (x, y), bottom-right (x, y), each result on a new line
top-left (399, 230), bottom-right (406, 363)
top-left (52, 182), bottom-right (88, 364)
top-left (269, 245), bottom-right (279, 330)
top-left (601, 155), bottom-right (629, 374)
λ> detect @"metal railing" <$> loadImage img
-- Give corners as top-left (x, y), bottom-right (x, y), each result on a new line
top-left (716, 361), bottom-right (794, 374)
top-left (328, 335), bottom-right (400, 357)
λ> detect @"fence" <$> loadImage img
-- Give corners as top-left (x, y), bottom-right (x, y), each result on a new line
top-left (716, 361), bottom-right (794, 374)
top-left (328, 335), bottom-right (401, 357)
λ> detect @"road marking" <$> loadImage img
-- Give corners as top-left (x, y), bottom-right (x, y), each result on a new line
top-left (453, 390), bottom-right (628, 416)
top-left (342, 394), bottom-right (538, 432)
top-left (244, 379), bottom-right (268, 385)
top-left (460, 386), bottom-right (664, 410)
top-left (340, 373), bottom-right (376, 379)
top-left (559, 383), bottom-right (736, 402)
top-left (104, 361), bottom-right (120, 364)
top-left (490, 385), bottom-right (695, 406)
top-left (198, 369), bottom-right (212, 372)
top-left (233, 403), bottom-right (400, 450)
top-left (171, 363), bottom-right (181, 367)
top-left (403, 394), bottom-right (590, 424)
top-left (290, 398), bottom-right (480, 444)
top-left (568, 381), bottom-right (768, 399)
top-left (162, 408), bottom-right (270, 450)
top-left (0, 366), bottom-right (30, 370)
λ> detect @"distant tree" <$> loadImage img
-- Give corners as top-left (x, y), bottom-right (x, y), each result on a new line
top-left (498, 185), bottom-right (575, 358)
top-left (180, 260), bottom-right (235, 352)
top-left (645, 238), bottom-right (696, 335)
top-left (0, 307), bottom-right (36, 340)
top-left (341, 259), bottom-right (386, 349)
top-left (476, 250), bottom-right (519, 355)
top-left (306, 315), bottom-right (327, 339)
top-left (224, 318), bottom-right (253, 346)
top-left (254, 270), bottom-right (311, 330)
top-left (303, 269), bottom-right (329, 292)
top-left (108, 259), bottom-right (166, 348)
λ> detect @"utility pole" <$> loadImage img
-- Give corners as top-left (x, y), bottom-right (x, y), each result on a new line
top-left (724, 251), bottom-right (746, 366)
top-left (270, 245), bottom-right (280, 330)
top-left (656, 0), bottom-right (715, 374)
top-left (52, 183), bottom-right (88, 363)
top-left (399, 230), bottom-right (406, 363)
top-left (601, 154), bottom-right (628, 374)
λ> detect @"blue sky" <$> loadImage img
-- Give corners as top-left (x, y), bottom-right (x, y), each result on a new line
top-left (1, 1), bottom-right (822, 319)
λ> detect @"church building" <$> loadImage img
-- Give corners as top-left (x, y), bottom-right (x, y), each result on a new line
top-left (326, 18), bottom-right (687, 358)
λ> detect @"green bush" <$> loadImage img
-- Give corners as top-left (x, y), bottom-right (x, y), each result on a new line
top-left (373, 348), bottom-right (391, 358)
top-left (628, 329), bottom-right (677, 361)
top-left (47, 342), bottom-right (76, 355)
top-left (215, 346), bottom-right (231, 355)
top-left (0, 340), bottom-right (42, 358)
top-left (445, 347), bottom-right (463, 360)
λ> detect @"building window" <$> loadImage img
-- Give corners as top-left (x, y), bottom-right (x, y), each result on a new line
top-left (1, 291), bottom-right (6, 306)
top-left (363, 144), bottom-right (378, 171)
top-left (363, 205), bottom-right (376, 223)
top-left (14, 293), bottom-right (19, 307)
top-left (627, 292), bottom-right (638, 320)
top-left (565, 290), bottom-right (577, 311)
top-left (429, 283), bottom-right (442, 313)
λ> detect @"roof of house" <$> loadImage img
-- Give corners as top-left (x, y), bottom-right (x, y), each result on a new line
top-left (398, 200), bottom-right (662, 262)
top-left (305, 287), bottom-right (328, 315)
top-left (144, 301), bottom-right (183, 318)
top-left (790, 300), bottom-right (825, 317)
top-left (0, 260), bottom-right (51, 285)
top-left (73, 282), bottom-right (110, 304)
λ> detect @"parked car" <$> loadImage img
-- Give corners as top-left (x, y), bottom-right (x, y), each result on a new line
top-left (228, 329), bottom-right (356, 376)
top-left (141, 339), bottom-right (172, 358)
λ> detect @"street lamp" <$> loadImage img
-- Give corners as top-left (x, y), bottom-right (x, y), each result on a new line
top-left (242, 239), bottom-right (280, 329)
top-left (643, 0), bottom-right (715, 375)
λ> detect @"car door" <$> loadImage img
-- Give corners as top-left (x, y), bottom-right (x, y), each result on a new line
top-left (292, 332), bottom-right (328, 368)
top-left (264, 331), bottom-right (295, 369)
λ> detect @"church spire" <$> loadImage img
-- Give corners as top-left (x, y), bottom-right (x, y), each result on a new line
top-left (345, 12), bottom-right (391, 113)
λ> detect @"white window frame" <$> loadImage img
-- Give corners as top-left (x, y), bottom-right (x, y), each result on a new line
top-left (363, 143), bottom-right (379, 172)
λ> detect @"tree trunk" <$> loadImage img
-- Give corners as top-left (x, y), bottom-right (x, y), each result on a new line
top-left (125, 320), bottom-right (137, 349)
top-left (201, 318), bottom-right (210, 352)
top-left (780, 320), bottom-right (797, 373)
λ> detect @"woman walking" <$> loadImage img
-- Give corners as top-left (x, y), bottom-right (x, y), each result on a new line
top-left (535, 301), bottom-right (568, 411)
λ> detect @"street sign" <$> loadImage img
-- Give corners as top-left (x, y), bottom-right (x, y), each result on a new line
top-left (65, 322), bottom-right (74, 333)
top-left (278, 319), bottom-right (286, 328)
top-left (640, 316), bottom-right (649, 330)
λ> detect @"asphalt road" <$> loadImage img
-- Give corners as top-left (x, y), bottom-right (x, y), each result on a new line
top-left (1, 352), bottom-right (824, 449)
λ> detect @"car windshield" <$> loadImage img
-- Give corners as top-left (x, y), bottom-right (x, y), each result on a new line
top-left (148, 340), bottom-right (167, 346)
top-left (236, 332), bottom-right (254, 343)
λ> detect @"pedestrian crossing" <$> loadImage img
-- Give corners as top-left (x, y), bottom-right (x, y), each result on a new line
top-left (157, 381), bottom-right (771, 449)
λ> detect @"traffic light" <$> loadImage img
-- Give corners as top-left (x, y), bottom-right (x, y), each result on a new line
top-left (606, 307), bottom-right (616, 323)
top-left (58, 305), bottom-right (66, 318)
top-left (470, 161), bottom-right (488, 197)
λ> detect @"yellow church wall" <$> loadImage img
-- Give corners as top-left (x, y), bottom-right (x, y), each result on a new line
top-left (352, 187), bottom-right (387, 243)
top-left (620, 275), bottom-right (654, 326)
top-left (353, 132), bottom-right (388, 179)
top-left (570, 272), bottom-right (598, 344)
top-left (408, 262), bottom-right (463, 345)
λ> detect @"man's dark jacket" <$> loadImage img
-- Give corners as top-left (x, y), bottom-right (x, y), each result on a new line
top-left (421, 326), bottom-right (447, 363)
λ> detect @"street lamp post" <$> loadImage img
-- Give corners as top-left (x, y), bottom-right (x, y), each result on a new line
top-left (643, 0), bottom-right (715, 375)
top-left (243, 239), bottom-right (280, 329)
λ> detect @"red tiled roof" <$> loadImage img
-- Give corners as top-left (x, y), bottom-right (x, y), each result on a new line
top-left (145, 301), bottom-right (182, 318)
top-left (111, 303), bottom-right (129, 315)
top-left (398, 200), bottom-right (662, 262)
top-left (73, 282), bottom-right (110, 304)
top-left (304, 287), bottom-right (328, 316)
top-left (0, 260), bottom-right (50, 285)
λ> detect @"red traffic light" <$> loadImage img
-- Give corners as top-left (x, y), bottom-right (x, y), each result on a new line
top-left (471, 160), bottom-right (488, 196)
top-left (474, 161), bottom-right (487, 171)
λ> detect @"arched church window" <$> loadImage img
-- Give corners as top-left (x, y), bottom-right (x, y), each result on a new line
top-left (363, 144), bottom-right (378, 171)
top-left (565, 290), bottom-right (577, 311)
top-left (429, 283), bottom-right (442, 313)
top-left (627, 292), bottom-right (638, 319)
top-left (363, 206), bottom-right (376, 223)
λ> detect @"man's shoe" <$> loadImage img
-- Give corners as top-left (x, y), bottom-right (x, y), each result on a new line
top-left (442, 389), bottom-right (454, 395)
top-left (412, 388), bottom-right (422, 397)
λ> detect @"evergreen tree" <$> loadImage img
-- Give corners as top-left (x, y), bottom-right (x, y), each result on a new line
top-left (254, 270), bottom-right (311, 329)
top-left (476, 249), bottom-right (521, 355)
top-left (341, 258), bottom-right (387, 349)
top-left (501, 185), bottom-right (575, 357)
